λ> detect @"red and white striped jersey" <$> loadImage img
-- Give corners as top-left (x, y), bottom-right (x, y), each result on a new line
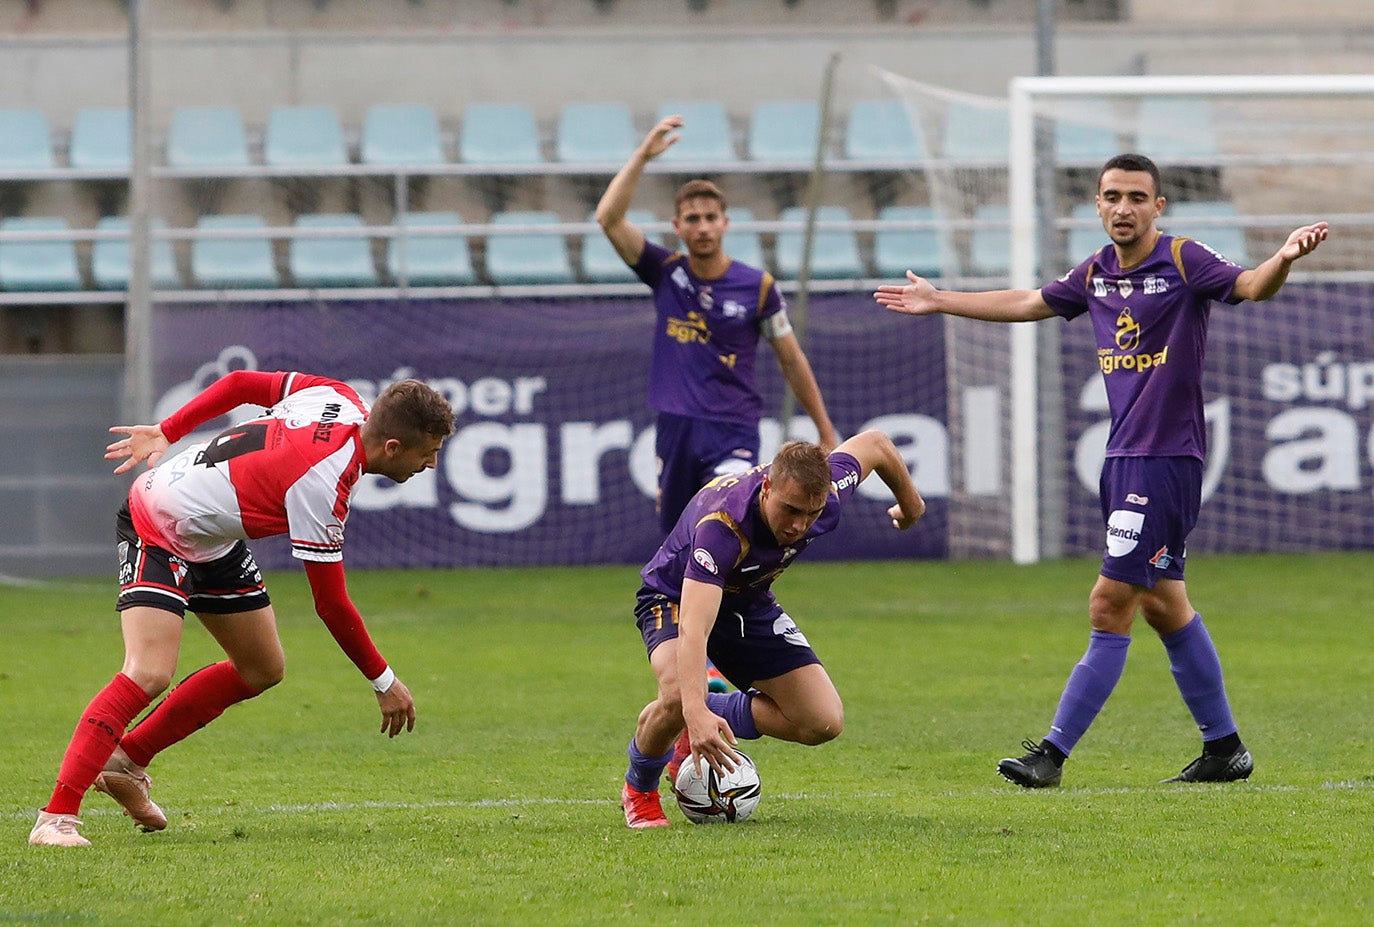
top-left (129, 371), bottom-right (369, 564)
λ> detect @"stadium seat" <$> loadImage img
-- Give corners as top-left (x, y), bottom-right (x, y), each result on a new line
top-left (1054, 100), bottom-right (1120, 165)
top-left (458, 103), bottom-right (543, 165)
top-left (484, 211), bottom-right (573, 285)
top-left (0, 217), bottom-right (81, 290)
top-left (69, 108), bottom-right (131, 171)
top-left (969, 204), bottom-right (1011, 277)
top-left (555, 102), bottom-right (637, 165)
top-left (264, 105), bottom-right (348, 167)
top-left (166, 106), bottom-right (251, 168)
top-left (289, 213), bottom-right (377, 287)
top-left (774, 206), bottom-right (864, 280)
top-left (387, 211), bottom-right (476, 286)
top-left (0, 109), bottom-right (55, 170)
top-left (653, 100), bottom-right (736, 166)
top-left (191, 214), bottom-right (279, 289)
top-left (942, 100), bottom-right (1009, 165)
top-left (747, 100), bottom-right (821, 166)
top-left (722, 207), bottom-right (765, 270)
top-left (1067, 202), bottom-right (1107, 262)
top-left (360, 104), bottom-right (445, 166)
top-left (873, 205), bottom-right (948, 278)
top-left (844, 99), bottom-right (928, 163)
top-left (580, 208), bottom-right (653, 282)
top-left (1136, 98), bottom-right (1219, 162)
top-left (92, 217), bottom-right (181, 290)
top-left (1164, 200), bottom-right (1250, 266)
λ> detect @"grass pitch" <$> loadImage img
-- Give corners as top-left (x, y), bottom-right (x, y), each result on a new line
top-left (2, 553), bottom-right (1371, 925)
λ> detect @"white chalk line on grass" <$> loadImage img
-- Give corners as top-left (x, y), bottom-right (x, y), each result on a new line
top-left (7, 780), bottom-right (1371, 821)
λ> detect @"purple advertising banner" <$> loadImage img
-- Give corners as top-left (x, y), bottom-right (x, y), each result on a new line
top-left (152, 294), bottom-right (948, 570)
top-left (1061, 282), bottom-right (1374, 555)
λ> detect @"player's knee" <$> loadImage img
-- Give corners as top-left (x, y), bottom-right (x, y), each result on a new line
top-left (237, 656), bottom-right (285, 692)
top-left (126, 668), bottom-right (173, 698)
top-left (797, 706), bottom-right (844, 745)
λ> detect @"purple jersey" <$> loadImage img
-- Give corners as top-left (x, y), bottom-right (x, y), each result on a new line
top-left (633, 240), bottom-right (785, 426)
top-left (640, 451), bottom-right (863, 615)
top-left (1040, 234), bottom-right (1244, 460)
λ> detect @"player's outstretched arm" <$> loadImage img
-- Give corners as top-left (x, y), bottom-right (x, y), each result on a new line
top-left (833, 429), bottom-right (926, 529)
top-left (106, 424), bottom-right (170, 474)
top-left (595, 115), bottom-right (683, 265)
top-left (1231, 221), bottom-right (1329, 302)
top-left (874, 271), bottom-right (1055, 323)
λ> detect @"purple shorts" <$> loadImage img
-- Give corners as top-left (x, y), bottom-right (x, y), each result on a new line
top-left (634, 589), bottom-right (821, 689)
top-left (655, 411), bottom-right (759, 533)
top-left (1098, 456), bottom-right (1202, 588)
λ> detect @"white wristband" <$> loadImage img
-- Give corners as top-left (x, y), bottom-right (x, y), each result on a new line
top-left (369, 666), bottom-right (396, 693)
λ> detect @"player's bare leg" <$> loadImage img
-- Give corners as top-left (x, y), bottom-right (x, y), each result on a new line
top-left (748, 664), bottom-right (844, 745)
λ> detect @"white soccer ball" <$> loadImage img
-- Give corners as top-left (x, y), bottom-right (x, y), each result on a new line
top-left (672, 750), bottom-right (762, 824)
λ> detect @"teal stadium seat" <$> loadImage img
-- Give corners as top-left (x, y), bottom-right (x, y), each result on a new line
top-left (580, 208), bottom-right (654, 283)
top-left (1067, 202), bottom-right (1106, 262)
top-left (845, 99), bottom-right (928, 164)
top-left (747, 100), bottom-right (820, 166)
top-left (874, 206), bottom-right (948, 278)
top-left (1136, 98), bottom-right (1219, 163)
top-left (289, 213), bottom-right (377, 287)
top-left (459, 103), bottom-right (543, 166)
top-left (92, 217), bottom-right (181, 290)
top-left (0, 110), bottom-right (54, 170)
top-left (774, 206), bottom-right (864, 280)
top-left (969, 204), bottom-right (1011, 277)
top-left (360, 104), bottom-right (445, 166)
top-left (654, 100), bottom-right (736, 166)
top-left (388, 212), bottom-right (476, 286)
top-left (942, 101), bottom-right (1009, 166)
top-left (484, 211), bottom-right (573, 285)
top-left (555, 102), bottom-right (637, 165)
top-left (264, 105), bottom-right (348, 167)
top-left (1054, 100), bottom-right (1121, 165)
top-left (0, 218), bottom-right (81, 290)
top-left (69, 108), bottom-right (131, 171)
top-left (192, 214), bottom-right (279, 289)
top-left (1164, 200), bottom-right (1250, 266)
top-left (166, 106), bottom-right (250, 168)
top-left (723, 206), bottom-right (764, 270)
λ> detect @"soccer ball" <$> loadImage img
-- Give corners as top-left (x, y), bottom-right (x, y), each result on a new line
top-left (672, 750), bottom-right (761, 824)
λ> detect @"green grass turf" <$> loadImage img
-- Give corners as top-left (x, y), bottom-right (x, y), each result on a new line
top-left (2, 553), bottom-right (1371, 925)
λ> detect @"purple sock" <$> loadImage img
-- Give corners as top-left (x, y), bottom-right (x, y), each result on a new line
top-left (1044, 630), bottom-right (1131, 756)
top-left (706, 690), bottom-right (759, 740)
top-left (625, 738), bottom-right (673, 792)
top-left (1161, 614), bottom-right (1238, 742)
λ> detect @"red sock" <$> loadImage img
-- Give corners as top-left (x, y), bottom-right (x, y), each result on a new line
top-left (46, 673), bottom-right (151, 815)
top-left (120, 661), bottom-right (261, 768)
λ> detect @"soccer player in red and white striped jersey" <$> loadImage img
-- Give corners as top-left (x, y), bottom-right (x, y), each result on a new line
top-left (30, 371), bottom-right (455, 847)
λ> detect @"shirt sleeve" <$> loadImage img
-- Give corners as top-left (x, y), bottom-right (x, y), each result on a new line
top-left (159, 370), bottom-right (288, 443)
top-left (683, 516), bottom-right (745, 589)
top-left (302, 558), bottom-right (388, 680)
top-left (1178, 238), bottom-right (1246, 305)
top-left (633, 239), bottom-right (674, 289)
top-left (1039, 255), bottom-right (1096, 320)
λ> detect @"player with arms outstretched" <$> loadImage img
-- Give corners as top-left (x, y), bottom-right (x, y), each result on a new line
top-left (30, 371), bottom-right (456, 847)
top-left (619, 432), bottom-right (925, 827)
top-left (875, 153), bottom-right (1327, 787)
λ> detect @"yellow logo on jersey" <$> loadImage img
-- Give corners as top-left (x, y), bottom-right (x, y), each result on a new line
top-left (666, 311), bottom-right (711, 345)
top-left (1114, 308), bottom-right (1141, 351)
top-left (1099, 344), bottom-right (1169, 374)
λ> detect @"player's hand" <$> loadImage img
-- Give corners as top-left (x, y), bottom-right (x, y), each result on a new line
top-left (873, 270), bottom-right (940, 316)
top-left (889, 498), bottom-right (925, 530)
top-left (641, 115), bottom-right (683, 160)
top-left (1279, 221), bottom-right (1328, 262)
top-left (106, 424), bottom-right (171, 475)
top-left (375, 677), bottom-right (416, 738)
top-left (684, 706), bottom-right (740, 777)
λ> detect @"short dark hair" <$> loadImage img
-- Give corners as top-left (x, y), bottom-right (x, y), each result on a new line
top-left (1099, 153), bottom-right (1162, 198)
top-left (768, 441), bottom-right (832, 500)
top-left (673, 179), bottom-right (727, 216)
top-left (368, 379), bottom-right (456, 447)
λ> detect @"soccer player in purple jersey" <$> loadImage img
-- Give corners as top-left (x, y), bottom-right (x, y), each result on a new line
top-left (619, 432), bottom-right (925, 827)
top-left (597, 114), bottom-right (840, 535)
top-left (874, 153), bottom-right (1327, 788)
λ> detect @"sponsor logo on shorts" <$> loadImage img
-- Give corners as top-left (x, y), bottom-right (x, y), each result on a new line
top-left (773, 613), bottom-right (811, 647)
top-left (1105, 509), bottom-right (1145, 557)
top-left (1126, 493), bottom-right (1149, 505)
top-left (326, 524), bottom-right (345, 546)
top-left (692, 548), bottom-right (718, 575)
top-left (1150, 546), bottom-right (1173, 570)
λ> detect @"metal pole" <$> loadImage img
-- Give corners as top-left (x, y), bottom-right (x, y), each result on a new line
top-left (778, 50), bottom-right (838, 442)
top-left (122, 0), bottom-right (153, 421)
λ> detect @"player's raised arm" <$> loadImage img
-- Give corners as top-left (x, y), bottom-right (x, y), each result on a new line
top-left (874, 270), bottom-right (1055, 323)
top-left (833, 429), bottom-right (926, 529)
top-left (1230, 221), bottom-right (1328, 302)
top-left (596, 115), bottom-right (683, 265)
